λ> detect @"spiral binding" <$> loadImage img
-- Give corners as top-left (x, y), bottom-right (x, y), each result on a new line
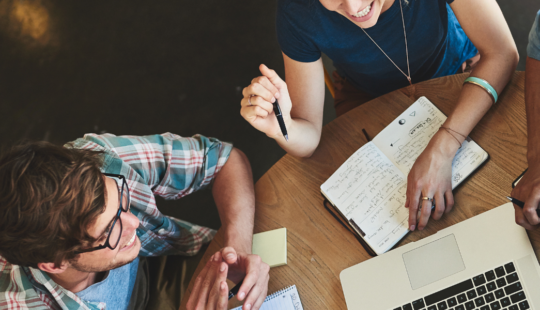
top-left (264, 285), bottom-right (295, 302)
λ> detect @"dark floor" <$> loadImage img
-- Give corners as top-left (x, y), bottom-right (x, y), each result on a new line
top-left (0, 0), bottom-right (538, 230)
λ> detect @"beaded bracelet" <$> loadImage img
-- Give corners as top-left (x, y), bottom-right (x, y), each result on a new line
top-left (463, 77), bottom-right (498, 104)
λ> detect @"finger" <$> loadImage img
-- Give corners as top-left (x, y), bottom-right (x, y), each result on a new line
top-left (407, 186), bottom-right (421, 231)
top-left (195, 252), bottom-right (222, 309)
top-left (216, 281), bottom-right (229, 310)
top-left (221, 246), bottom-right (238, 265)
top-left (514, 203), bottom-right (536, 230)
top-left (432, 191), bottom-right (446, 220)
top-left (240, 95), bottom-right (274, 114)
top-left (243, 82), bottom-right (278, 104)
top-left (244, 263), bottom-right (270, 310)
top-left (417, 195), bottom-right (434, 231)
top-left (444, 191), bottom-right (455, 213)
top-left (207, 262), bottom-right (228, 310)
top-left (240, 105), bottom-right (270, 120)
top-left (252, 278), bottom-right (268, 310)
top-left (259, 64), bottom-right (286, 95)
top-left (251, 76), bottom-right (279, 100)
top-left (237, 255), bottom-right (262, 301)
top-left (524, 192), bottom-right (540, 226)
top-left (186, 254), bottom-right (216, 310)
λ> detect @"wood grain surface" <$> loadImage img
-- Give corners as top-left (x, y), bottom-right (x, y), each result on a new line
top-left (180, 72), bottom-right (538, 310)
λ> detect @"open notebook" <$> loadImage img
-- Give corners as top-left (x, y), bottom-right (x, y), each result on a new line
top-left (231, 285), bottom-right (303, 310)
top-left (321, 96), bottom-right (489, 255)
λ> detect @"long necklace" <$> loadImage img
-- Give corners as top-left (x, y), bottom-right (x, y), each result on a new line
top-left (360, 0), bottom-right (412, 85)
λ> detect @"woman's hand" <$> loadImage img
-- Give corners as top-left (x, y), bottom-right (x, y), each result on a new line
top-left (510, 165), bottom-right (540, 230)
top-left (405, 130), bottom-right (460, 231)
top-left (240, 64), bottom-right (292, 140)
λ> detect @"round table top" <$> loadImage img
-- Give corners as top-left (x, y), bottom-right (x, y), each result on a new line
top-left (180, 72), bottom-right (538, 309)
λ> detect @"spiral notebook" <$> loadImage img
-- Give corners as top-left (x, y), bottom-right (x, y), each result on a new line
top-left (321, 96), bottom-right (489, 255)
top-left (231, 285), bottom-right (303, 310)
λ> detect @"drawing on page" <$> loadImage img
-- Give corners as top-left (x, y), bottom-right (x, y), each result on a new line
top-left (410, 111), bottom-right (416, 116)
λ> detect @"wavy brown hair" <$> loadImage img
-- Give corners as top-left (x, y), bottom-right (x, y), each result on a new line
top-left (0, 141), bottom-right (106, 268)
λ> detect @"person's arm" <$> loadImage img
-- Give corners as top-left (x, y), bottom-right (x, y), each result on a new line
top-left (406, 0), bottom-right (519, 230)
top-left (511, 57), bottom-right (540, 229)
top-left (212, 148), bottom-right (255, 254)
top-left (240, 55), bottom-right (326, 157)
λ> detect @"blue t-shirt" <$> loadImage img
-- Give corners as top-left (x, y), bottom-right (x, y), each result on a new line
top-left (76, 257), bottom-right (139, 309)
top-left (528, 10), bottom-right (540, 61)
top-left (277, 0), bottom-right (478, 96)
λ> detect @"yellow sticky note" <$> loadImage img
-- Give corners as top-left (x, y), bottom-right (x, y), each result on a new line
top-left (252, 228), bottom-right (287, 268)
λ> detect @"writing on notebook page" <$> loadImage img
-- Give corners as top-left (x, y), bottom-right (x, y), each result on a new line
top-left (321, 143), bottom-right (409, 251)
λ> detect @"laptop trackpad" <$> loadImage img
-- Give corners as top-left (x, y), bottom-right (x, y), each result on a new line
top-left (403, 234), bottom-right (465, 290)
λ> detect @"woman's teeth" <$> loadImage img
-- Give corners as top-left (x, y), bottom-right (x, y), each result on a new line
top-left (352, 4), bottom-right (371, 18)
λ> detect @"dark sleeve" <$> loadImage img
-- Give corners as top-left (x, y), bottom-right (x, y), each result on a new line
top-left (276, 0), bottom-right (322, 62)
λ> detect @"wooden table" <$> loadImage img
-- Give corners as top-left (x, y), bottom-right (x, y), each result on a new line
top-left (180, 72), bottom-right (539, 309)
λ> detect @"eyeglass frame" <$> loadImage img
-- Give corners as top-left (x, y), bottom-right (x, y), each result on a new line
top-left (75, 173), bottom-right (131, 254)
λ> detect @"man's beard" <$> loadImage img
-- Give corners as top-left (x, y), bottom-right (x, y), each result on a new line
top-left (69, 254), bottom-right (138, 273)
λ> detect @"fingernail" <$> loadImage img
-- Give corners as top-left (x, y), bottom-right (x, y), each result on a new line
top-left (220, 263), bottom-right (226, 272)
top-left (271, 97), bottom-right (276, 103)
top-left (226, 253), bottom-right (234, 260)
top-left (410, 225), bottom-right (415, 231)
top-left (275, 92), bottom-right (280, 98)
top-left (239, 292), bottom-right (245, 300)
top-left (245, 304), bottom-right (252, 310)
top-left (214, 253), bottom-right (220, 261)
top-left (221, 282), bottom-right (227, 290)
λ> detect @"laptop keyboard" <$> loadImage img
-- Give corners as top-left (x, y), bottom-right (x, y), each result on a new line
top-left (393, 262), bottom-right (531, 310)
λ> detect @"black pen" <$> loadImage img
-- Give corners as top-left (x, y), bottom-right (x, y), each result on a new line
top-left (228, 279), bottom-right (244, 300)
top-left (506, 196), bottom-right (540, 217)
top-left (273, 100), bottom-right (288, 141)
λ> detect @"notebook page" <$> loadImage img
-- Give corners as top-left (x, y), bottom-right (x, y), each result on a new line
top-left (230, 285), bottom-right (303, 310)
top-left (321, 142), bottom-right (409, 254)
top-left (373, 96), bottom-right (487, 188)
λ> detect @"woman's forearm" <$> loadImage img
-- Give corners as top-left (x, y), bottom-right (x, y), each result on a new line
top-left (442, 51), bottom-right (518, 147)
top-left (271, 117), bottom-right (323, 158)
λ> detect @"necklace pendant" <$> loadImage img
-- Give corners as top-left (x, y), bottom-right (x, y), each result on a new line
top-left (407, 76), bottom-right (412, 85)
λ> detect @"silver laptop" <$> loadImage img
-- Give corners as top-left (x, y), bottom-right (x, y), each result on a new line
top-left (340, 203), bottom-right (540, 310)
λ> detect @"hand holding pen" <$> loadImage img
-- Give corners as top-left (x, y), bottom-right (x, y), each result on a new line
top-left (240, 64), bottom-right (291, 141)
top-left (509, 167), bottom-right (540, 229)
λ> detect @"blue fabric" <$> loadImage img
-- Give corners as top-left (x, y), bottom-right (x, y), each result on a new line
top-left (528, 10), bottom-right (540, 61)
top-left (276, 0), bottom-right (478, 96)
top-left (76, 257), bottom-right (139, 309)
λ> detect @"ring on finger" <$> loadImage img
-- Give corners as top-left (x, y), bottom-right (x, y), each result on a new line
top-left (248, 95), bottom-right (254, 106)
top-left (421, 196), bottom-right (433, 202)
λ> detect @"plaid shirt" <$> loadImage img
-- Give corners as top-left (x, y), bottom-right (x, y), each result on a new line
top-left (0, 133), bottom-right (233, 310)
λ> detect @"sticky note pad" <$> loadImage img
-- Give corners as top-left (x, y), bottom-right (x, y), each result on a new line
top-left (252, 228), bottom-right (287, 268)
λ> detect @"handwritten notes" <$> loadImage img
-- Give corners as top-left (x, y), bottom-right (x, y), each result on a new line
top-left (321, 97), bottom-right (488, 255)
top-left (321, 143), bottom-right (409, 254)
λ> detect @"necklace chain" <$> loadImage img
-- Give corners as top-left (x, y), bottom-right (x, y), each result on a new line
top-left (360, 0), bottom-right (412, 85)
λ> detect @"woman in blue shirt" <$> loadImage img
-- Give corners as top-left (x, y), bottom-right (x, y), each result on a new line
top-left (240, 0), bottom-right (518, 231)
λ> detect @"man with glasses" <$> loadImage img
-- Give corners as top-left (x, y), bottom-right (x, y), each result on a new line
top-left (0, 133), bottom-right (269, 310)
top-left (511, 10), bottom-right (540, 230)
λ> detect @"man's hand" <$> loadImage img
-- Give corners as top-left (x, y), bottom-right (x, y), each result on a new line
top-left (187, 252), bottom-right (229, 310)
top-left (221, 247), bottom-right (270, 310)
top-left (511, 166), bottom-right (540, 230)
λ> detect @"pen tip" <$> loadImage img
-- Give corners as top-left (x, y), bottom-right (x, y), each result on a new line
top-left (506, 196), bottom-right (512, 200)
top-left (285, 135), bottom-right (289, 141)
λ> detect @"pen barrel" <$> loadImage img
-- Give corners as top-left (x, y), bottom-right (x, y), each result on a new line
top-left (273, 101), bottom-right (288, 137)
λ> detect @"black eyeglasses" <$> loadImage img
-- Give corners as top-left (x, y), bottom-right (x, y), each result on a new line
top-left (76, 173), bottom-right (131, 254)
